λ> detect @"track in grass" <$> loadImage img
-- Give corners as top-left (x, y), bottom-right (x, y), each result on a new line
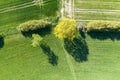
top-left (0, 1), bottom-right (35, 13)
top-left (74, 0), bottom-right (120, 22)
top-left (63, 44), bottom-right (77, 80)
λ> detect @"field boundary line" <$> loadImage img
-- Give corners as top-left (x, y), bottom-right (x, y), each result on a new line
top-left (76, 0), bottom-right (120, 4)
top-left (75, 19), bottom-right (120, 22)
top-left (75, 10), bottom-right (120, 14)
top-left (75, 8), bottom-right (120, 13)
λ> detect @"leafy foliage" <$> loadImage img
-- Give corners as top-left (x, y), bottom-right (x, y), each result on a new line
top-left (31, 34), bottom-right (43, 47)
top-left (17, 20), bottom-right (51, 32)
top-left (54, 18), bottom-right (77, 40)
top-left (86, 20), bottom-right (120, 32)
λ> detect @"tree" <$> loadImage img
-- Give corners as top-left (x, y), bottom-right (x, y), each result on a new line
top-left (54, 18), bottom-right (77, 40)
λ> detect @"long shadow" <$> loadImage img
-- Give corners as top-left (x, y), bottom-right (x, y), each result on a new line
top-left (21, 26), bottom-right (52, 38)
top-left (40, 44), bottom-right (58, 66)
top-left (87, 31), bottom-right (120, 40)
top-left (0, 37), bottom-right (4, 48)
top-left (64, 38), bottom-right (89, 62)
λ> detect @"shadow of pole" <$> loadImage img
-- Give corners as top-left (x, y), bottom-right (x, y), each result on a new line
top-left (40, 44), bottom-right (58, 66)
top-left (64, 37), bottom-right (89, 62)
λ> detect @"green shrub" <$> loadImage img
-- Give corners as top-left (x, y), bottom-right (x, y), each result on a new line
top-left (54, 18), bottom-right (77, 40)
top-left (31, 34), bottom-right (43, 47)
top-left (17, 20), bottom-right (51, 32)
top-left (86, 20), bottom-right (120, 32)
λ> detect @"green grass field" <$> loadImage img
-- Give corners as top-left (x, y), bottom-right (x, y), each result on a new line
top-left (75, 0), bottom-right (120, 10)
top-left (75, 0), bottom-right (120, 22)
top-left (1, 33), bottom-right (120, 80)
top-left (0, 0), bottom-right (120, 80)
top-left (0, 0), bottom-right (32, 9)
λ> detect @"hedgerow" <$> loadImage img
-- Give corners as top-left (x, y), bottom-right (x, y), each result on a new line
top-left (17, 20), bottom-right (51, 32)
top-left (86, 20), bottom-right (120, 32)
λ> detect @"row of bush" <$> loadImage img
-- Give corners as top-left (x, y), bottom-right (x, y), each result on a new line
top-left (86, 20), bottom-right (120, 32)
top-left (17, 19), bottom-right (120, 41)
top-left (17, 19), bottom-right (120, 33)
top-left (17, 18), bottom-right (77, 41)
top-left (17, 20), bottom-right (51, 32)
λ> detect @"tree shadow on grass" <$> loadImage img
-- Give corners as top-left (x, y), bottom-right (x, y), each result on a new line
top-left (40, 44), bottom-right (58, 66)
top-left (79, 31), bottom-right (86, 39)
top-left (87, 31), bottom-right (120, 40)
top-left (0, 37), bottom-right (4, 48)
top-left (21, 26), bottom-right (52, 38)
top-left (64, 38), bottom-right (89, 62)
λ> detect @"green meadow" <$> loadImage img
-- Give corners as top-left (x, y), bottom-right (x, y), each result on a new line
top-left (75, 0), bottom-right (120, 22)
top-left (0, 0), bottom-right (120, 80)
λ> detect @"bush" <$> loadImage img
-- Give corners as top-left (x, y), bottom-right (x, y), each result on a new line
top-left (17, 20), bottom-right (51, 32)
top-left (54, 18), bottom-right (77, 40)
top-left (31, 34), bottom-right (43, 47)
top-left (86, 20), bottom-right (120, 32)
